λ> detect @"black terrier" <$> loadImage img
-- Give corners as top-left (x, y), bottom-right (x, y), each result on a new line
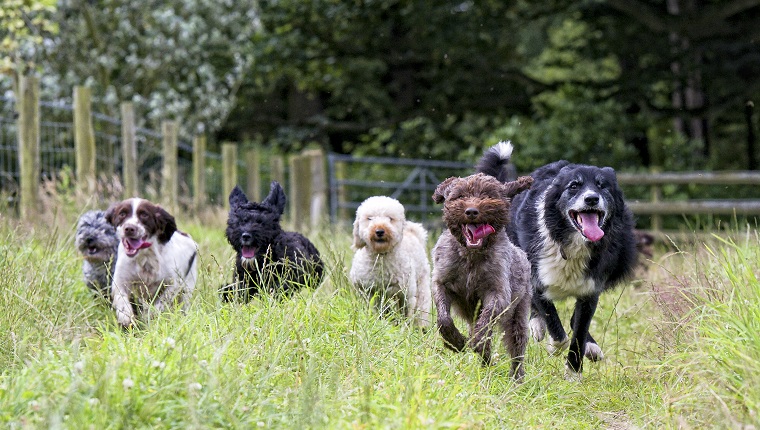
top-left (222, 181), bottom-right (324, 301)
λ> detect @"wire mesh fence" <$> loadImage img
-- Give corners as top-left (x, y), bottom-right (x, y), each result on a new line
top-left (92, 110), bottom-right (122, 178)
top-left (0, 94), bottom-right (274, 211)
top-left (328, 153), bottom-right (473, 225)
top-left (1, 91), bottom-right (464, 226)
top-left (38, 100), bottom-right (75, 182)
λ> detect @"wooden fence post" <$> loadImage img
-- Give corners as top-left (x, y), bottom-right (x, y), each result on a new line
top-left (288, 152), bottom-right (311, 230)
top-left (245, 145), bottom-right (261, 202)
top-left (120, 102), bottom-right (137, 198)
top-left (222, 142), bottom-right (237, 210)
top-left (303, 148), bottom-right (326, 228)
top-left (17, 75), bottom-right (40, 220)
top-left (192, 134), bottom-right (207, 210)
top-left (161, 120), bottom-right (178, 212)
top-left (74, 86), bottom-right (96, 198)
top-left (334, 161), bottom-right (347, 222)
top-left (650, 168), bottom-right (662, 232)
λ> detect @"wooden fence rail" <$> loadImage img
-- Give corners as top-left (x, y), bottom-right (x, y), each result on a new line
top-left (617, 171), bottom-right (760, 230)
top-left (617, 171), bottom-right (760, 186)
top-left (6, 79), bottom-right (760, 231)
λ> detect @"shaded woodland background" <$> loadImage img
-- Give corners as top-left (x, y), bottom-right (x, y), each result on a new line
top-left (2, 0), bottom-right (759, 174)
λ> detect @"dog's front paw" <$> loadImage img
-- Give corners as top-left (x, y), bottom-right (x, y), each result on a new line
top-left (510, 361), bottom-right (525, 383)
top-left (114, 307), bottom-right (135, 329)
top-left (564, 363), bottom-right (582, 382)
top-left (585, 342), bottom-right (604, 362)
top-left (442, 334), bottom-right (467, 352)
top-left (546, 336), bottom-right (570, 356)
top-left (438, 323), bottom-right (467, 352)
top-left (117, 315), bottom-right (135, 329)
top-left (529, 317), bottom-right (546, 342)
top-left (469, 340), bottom-right (492, 366)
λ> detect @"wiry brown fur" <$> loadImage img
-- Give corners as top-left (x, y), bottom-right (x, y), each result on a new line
top-left (431, 173), bottom-right (533, 381)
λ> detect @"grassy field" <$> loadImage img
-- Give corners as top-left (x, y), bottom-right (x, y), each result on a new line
top-left (0, 205), bottom-right (758, 429)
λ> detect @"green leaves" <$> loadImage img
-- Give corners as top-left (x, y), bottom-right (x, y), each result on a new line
top-left (0, 0), bottom-right (56, 76)
top-left (44, 0), bottom-right (259, 135)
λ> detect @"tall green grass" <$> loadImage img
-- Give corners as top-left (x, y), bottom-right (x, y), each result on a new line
top-left (0, 210), bottom-right (758, 428)
top-left (654, 231), bottom-right (760, 426)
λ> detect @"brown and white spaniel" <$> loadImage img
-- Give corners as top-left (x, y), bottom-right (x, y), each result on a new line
top-left (105, 198), bottom-right (198, 328)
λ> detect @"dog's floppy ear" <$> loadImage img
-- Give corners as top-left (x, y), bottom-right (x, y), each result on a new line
top-left (155, 206), bottom-right (178, 244)
top-left (262, 181), bottom-right (287, 215)
top-left (352, 217), bottom-right (365, 249)
top-left (229, 186), bottom-right (248, 208)
top-left (551, 164), bottom-right (575, 187)
top-left (432, 177), bottom-right (458, 204)
top-left (502, 175), bottom-right (533, 199)
top-left (104, 203), bottom-right (116, 226)
top-left (601, 167), bottom-right (619, 187)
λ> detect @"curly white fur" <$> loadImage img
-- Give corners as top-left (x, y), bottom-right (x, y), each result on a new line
top-left (349, 196), bottom-right (432, 328)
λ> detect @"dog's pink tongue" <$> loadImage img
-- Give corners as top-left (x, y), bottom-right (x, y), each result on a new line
top-left (125, 237), bottom-right (151, 250)
top-left (578, 213), bottom-right (604, 242)
top-left (472, 224), bottom-right (496, 240)
top-left (467, 224), bottom-right (496, 242)
top-left (242, 246), bottom-right (257, 258)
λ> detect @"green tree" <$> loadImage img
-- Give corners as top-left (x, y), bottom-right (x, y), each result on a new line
top-left (224, 0), bottom-right (541, 158)
top-left (0, 0), bottom-right (56, 83)
top-left (577, 0), bottom-right (760, 169)
top-left (489, 13), bottom-right (640, 171)
top-left (44, 0), bottom-right (259, 136)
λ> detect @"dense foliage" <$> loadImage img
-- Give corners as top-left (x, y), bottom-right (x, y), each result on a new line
top-left (227, 0), bottom-right (760, 171)
top-left (3, 0), bottom-right (258, 134)
top-left (0, 0), bottom-right (56, 79)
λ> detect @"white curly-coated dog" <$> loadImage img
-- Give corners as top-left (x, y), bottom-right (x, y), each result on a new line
top-left (349, 196), bottom-right (433, 328)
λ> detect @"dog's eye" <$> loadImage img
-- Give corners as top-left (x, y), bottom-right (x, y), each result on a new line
top-left (568, 182), bottom-right (579, 190)
top-left (119, 210), bottom-right (127, 217)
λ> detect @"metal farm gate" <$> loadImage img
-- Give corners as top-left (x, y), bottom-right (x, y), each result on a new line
top-left (327, 153), bottom-right (472, 224)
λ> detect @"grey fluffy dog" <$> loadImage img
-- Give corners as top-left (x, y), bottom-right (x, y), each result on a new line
top-left (75, 210), bottom-right (119, 300)
top-left (431, 142), bottom-right (533, 381)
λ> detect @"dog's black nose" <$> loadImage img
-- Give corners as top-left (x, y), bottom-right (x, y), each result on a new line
top-left (375, 229), bottom-right (385, 238)
top-left (465, 207), bottom-right (479, 218)
top-left (585, 194), bottom-right (600, 206)
top-left (86, 237), bottom-right (94, 245)
top-left (241, 232), bottom-right (252, 242)
top-left (124, 225), bottom-right (136, 236)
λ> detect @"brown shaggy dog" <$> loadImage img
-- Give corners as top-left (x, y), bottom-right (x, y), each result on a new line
top-left (432, 163), bottom-right (533, 381)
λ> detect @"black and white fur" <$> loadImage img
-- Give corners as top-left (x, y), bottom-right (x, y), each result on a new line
top-left (507, 160), bottom-right (637, 379)
top-left (106, 198), bottom-right (198, 328)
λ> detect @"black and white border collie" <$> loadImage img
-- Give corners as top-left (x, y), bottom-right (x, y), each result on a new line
top-left (507, 160), bottom-right (637, 379)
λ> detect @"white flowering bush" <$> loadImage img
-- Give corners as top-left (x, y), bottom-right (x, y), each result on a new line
top-left (42, 0), bottom-right (260, 136)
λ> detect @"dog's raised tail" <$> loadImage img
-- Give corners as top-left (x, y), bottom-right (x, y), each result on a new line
top-left (476, 141), bottom-right (515, 183)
